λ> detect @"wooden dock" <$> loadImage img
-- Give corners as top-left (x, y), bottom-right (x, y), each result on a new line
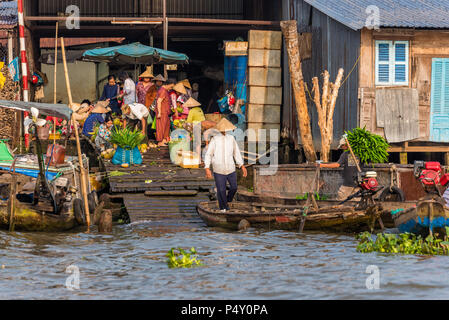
top-left (103, 146), bottom-right (214, 223)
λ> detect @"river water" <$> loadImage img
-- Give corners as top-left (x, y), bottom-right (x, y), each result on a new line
top-left (1, 196), bottom-right (449, 300)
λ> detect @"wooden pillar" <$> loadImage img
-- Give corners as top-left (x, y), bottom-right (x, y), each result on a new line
top-left (163, 0), bottom-right (168, 79)
top-left (400, 152), bottom-right (407, 165)
top-left (280, 20), bottom-right (316, 162)
top-left (444, 152), bottom-right (449, 166)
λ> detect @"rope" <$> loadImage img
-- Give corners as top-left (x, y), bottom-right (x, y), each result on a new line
top-left (341, 53), bottom-right (361, 86)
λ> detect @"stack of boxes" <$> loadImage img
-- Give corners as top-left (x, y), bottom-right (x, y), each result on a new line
top-left (247, 30), bottom-right (283, 142)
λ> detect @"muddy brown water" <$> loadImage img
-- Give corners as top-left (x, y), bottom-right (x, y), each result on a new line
top-left (0, 195), bottom-right (449, 299)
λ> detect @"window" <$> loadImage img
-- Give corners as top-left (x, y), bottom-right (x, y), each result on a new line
top-left (375, 40), bottom-right (409, 86)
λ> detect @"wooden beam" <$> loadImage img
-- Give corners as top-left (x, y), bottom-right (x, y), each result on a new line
top-left (389, 146), bottom-right (449, 153)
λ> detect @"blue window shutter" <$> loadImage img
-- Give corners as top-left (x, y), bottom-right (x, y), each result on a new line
top-left (444, 61), bottom-right (449, 114)
top-left (377, 42), bottom-right (390, 84)
top-left (432, 60), bottom-right (443, 115)
top-left (378, 44), bottom-right (389, 61)
top-left (395, 43), bottom-right (406, 62)
top-left (395, 65), bottom-right (406, 82)
top-left (378, 65), bottom-right (390, 82)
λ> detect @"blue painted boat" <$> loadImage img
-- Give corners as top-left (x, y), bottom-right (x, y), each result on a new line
top-left (392, 198), bottom-right (449, 236)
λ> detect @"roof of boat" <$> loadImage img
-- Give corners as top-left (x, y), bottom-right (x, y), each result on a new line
top-left (0, 100), bottom-right (72, 120)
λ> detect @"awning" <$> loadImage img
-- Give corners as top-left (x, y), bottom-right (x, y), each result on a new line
top-left (82, 42), bottom-right (189, 65)
top-left (0, 100), bottom-right (72, 120)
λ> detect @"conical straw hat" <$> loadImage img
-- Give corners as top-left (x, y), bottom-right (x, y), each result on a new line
top-left (215, 118), bottom-right (236, 132)
top-left (173, 82), bottom-right (187, 95)
top-left (139, 66), bottom-right (154, 79)
top-left (181, 79), bottom-right (192, 89)
top-left (153, 74), bottom-right (166, 82)
top-left (92, 101), bottom-right (110, 114)
top-left (183, 97), bottom-right (201, 108)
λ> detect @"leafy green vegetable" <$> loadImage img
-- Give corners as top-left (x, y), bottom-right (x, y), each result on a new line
top-left (108, 170), bottom-right (129, 177)
top-left (109, 126), bottom-right (144, 150)
top-left (345, 127), bottom-right (390, 164)
top-left (166, 247), bottom-right (203, 268)
top-left (295, 192), bottom-right (329, 200)
top-left (356, 227), bottom-right (449, 256)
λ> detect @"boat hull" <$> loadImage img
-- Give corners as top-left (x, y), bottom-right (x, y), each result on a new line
top-left (0, 200), bottom-right (78, 232)
top-left (393, 199), bottom-right (449, 236)
top-left (197, 201), bottom-right (382, 232)
top-left (237, 190), bottom-right (416, 228)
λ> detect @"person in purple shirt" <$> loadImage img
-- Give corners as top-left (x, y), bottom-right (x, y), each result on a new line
top-left (100, 75), bottom-right (120, 115)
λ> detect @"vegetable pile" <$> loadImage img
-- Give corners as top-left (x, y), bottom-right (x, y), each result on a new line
top-left (166, 247), bottom-right (203, 268)
top-left (356, 230), bottom-right (449, 255)
top-left (345, 127), bottom-right (389, 164)
top-left (109, 126), bottom-right (144, 150)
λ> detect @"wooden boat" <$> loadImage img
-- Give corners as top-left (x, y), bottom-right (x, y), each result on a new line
top-left (237, 190), bottom-right (417, 228)
top-left (197, 200), bottom-right (385, 232)
top-left (0, 100), bottom-right (93, 232)
top-left (392, 196), bottom-right (449, 236)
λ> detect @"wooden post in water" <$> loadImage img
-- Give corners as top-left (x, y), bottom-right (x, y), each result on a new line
top-left (280, 20), bottom-right (316, 162)
top-left (53, 22), bottom-right (58, 144)
top-left (60, 37), bottom-right (91, 229)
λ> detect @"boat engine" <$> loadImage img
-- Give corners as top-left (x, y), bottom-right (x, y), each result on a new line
top-left (414, 161), bottom-right (449, 195)
top-left (357, 171), bottom-right (379, 192)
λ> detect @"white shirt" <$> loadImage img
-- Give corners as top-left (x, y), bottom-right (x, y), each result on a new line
top-left (127, 103), bottom-right (149, 120)
top-left (204, 133), bottom-right (244, 175)
top-left (123, 78), bottom-right (136, 105)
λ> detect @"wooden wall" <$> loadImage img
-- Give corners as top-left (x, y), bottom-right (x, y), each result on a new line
top-left (359, 28), bottom-right (449, 142)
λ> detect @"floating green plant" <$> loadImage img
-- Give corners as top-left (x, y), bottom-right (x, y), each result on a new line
top-left (356, 228), bottom-right (449, 256)
top-left (295, 192), bottom-right (329, 201)
top-left (166, 247), bottom-right (203, 268)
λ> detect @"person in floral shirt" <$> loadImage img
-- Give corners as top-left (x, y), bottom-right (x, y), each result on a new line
top-left (95, 115), bottom-right (113, 151)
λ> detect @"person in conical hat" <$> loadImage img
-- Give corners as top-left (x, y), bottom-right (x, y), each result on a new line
top-left (137, 67), bottom-right (155, 105)
top-left (82, 100), bottom-right (110, 138)
top-left (185, 97), bottom-right (206, 124)
top-left (170, 82), bottom-right (188, 119)
top-left (204, 117), bottom-right (247, 212)
top-left (181, 79), bottom-right (192, 90)
top-left (153, 74), bottom-right (166, 88)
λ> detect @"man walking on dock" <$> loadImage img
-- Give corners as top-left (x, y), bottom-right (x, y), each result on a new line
top-left (205, 118), bottom-right (247, 212)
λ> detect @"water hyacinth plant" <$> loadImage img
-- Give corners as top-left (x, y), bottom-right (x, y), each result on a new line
top-left (356, 228), bottom-right (449, 256)
top-left (109, 126), bottom-right (144, 150)
top-left (166, 247), bottom-right (203, 268)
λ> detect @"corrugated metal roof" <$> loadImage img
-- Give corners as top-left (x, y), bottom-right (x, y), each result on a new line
top-left (304, 0), bottom-right (449, 30)
top-left (0, 1), bottom-right (17, 26)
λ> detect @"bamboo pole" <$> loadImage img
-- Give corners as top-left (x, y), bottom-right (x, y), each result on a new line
top-left (53, 22), bottom-right (58, 144)
top-left (280, 20), bottom-right (316, 162)
top-left (60, 37), bottom-right (91, 229)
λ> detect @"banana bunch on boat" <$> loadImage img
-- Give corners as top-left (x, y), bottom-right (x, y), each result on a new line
top-left (101, 148), bottom-right (115, 159)
top-left (138, 143), bottom-right (148, 153)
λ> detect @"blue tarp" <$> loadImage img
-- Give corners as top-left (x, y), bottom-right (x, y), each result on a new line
top-left (224, 56), bottom-right (247, 106)
top-left (0, 166), bottom-right (58, 181)
top-left (0, 100), bottom-right (72, 120)
top-left (82, 42), bottom-right (189, 65)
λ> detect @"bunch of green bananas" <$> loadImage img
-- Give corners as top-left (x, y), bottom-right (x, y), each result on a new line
top-left (345, 127), bottom-right (389, 164)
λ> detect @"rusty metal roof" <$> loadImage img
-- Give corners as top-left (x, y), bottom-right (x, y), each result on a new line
top-left (304, 0), bottom-right (449, 30)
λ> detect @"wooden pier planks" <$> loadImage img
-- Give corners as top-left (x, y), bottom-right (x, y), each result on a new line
top-left (104, 146), bottom-right (214, 193)
top-left (123, 193), bottom-right (209, 224)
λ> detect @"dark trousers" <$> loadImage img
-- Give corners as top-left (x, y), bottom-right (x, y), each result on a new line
top-left (214, 171), bottom-right (238, 210)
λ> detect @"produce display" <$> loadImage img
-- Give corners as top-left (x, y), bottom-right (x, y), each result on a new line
top-left (345, 127), bottom-right (389, 164)
top-left (110, 126), bottom-right (144, 150)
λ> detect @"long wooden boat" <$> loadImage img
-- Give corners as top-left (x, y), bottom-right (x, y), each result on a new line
top-left (392, 197), bottom-right (449, 236)
top-left (236, 190), bottom-right (417, 228)
top-left (197, 200), bottom-right (385, 232)
top-left (0, 155), bottom-right (91, 232)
